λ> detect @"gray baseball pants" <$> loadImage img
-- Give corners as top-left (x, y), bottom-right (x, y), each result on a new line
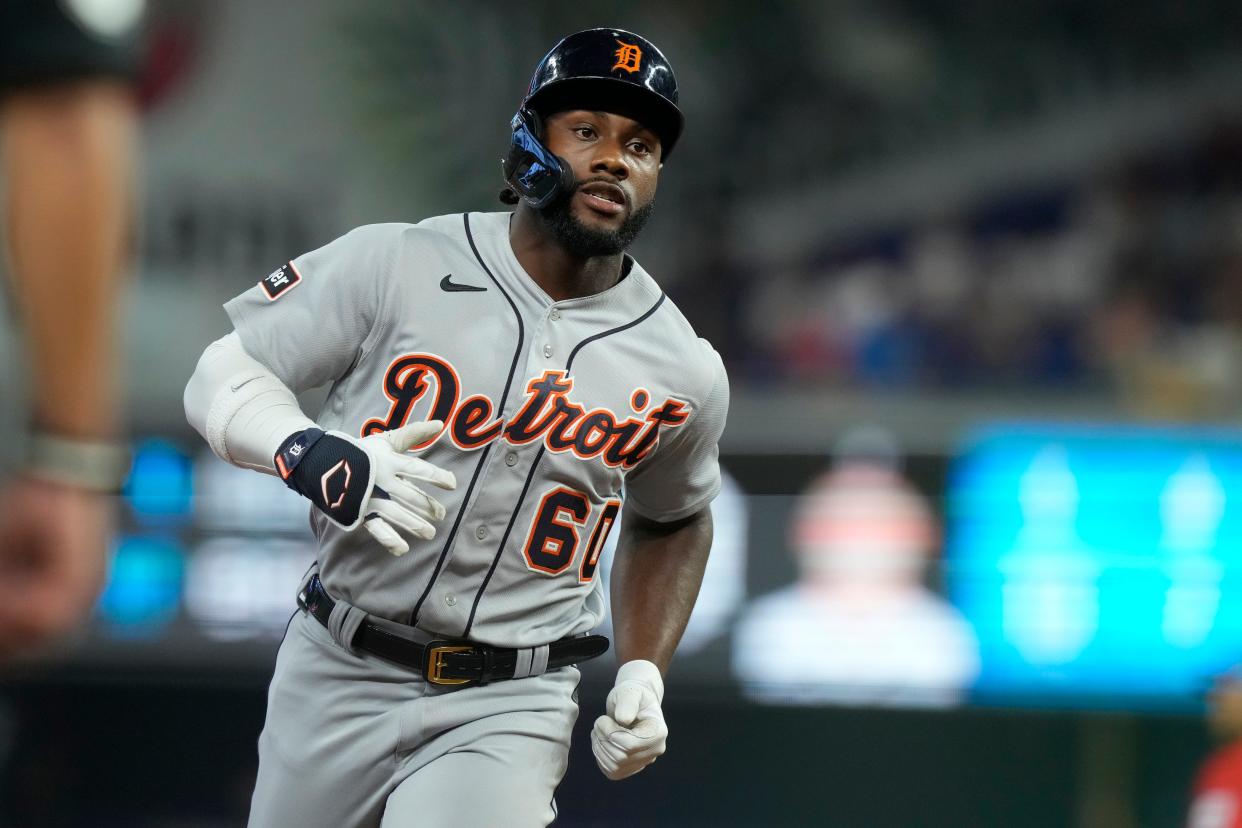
top-left (247, 608), bottom-right (581, 827)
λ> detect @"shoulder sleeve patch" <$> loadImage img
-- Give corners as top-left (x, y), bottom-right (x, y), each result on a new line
top-left (260, 262), bottom-right (303, 301)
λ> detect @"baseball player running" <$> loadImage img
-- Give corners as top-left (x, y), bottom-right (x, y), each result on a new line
top-left (184, 28), bottom-right (727, 827)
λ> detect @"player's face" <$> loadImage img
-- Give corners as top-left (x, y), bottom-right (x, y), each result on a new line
top-left (538, 110), bottom-right (661, 256)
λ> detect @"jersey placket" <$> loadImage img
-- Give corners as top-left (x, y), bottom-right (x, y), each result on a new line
top-left (450, 304), bottom-right (567, 637)
top-left (413, 223), bottom-right (570, 637)
top-left (406, 213), bottom-right (537, 630)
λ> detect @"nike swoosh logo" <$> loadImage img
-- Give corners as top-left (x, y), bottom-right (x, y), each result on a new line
top-left (440, 274), bottom-right (487, 293)
top-left (230, 376), bottom-right (260, 392)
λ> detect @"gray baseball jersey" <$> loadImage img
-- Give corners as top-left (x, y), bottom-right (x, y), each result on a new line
top-left (224, 210), bottom-right (728, 648)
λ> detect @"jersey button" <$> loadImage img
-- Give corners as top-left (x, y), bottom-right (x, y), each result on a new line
top-left (543, 344), bottom-right (553, 358)
top-left (550, 308), bottom-right (561, 321)
top-left (475, 525), bottom-right (488, 540)
top-left (444, 594), bottom-right (457, 607)
top-left (505, 452), bottom-right (518, 467)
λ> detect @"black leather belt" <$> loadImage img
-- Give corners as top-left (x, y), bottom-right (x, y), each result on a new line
top-left (298, 575), bottom-right (609, 687)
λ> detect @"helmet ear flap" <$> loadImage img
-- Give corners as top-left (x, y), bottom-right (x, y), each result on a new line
top-left (501, 106), bottom-right (575, 209)
top-left (524, 105), bottom-right (545, 139)
top-left (524, 108), bottom-right (577, 191)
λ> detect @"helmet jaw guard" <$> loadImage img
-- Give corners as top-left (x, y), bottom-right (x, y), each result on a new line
top-left (502, 108), bottom-right (575, 209)
top-left (502, 28), bottom-right (683, 209)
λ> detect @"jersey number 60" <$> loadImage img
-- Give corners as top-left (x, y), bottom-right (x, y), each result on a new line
top-left (522, 487), bottom-right (621, 584)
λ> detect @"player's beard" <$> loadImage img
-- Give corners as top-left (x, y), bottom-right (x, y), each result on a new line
top-left (538, 189), bottom-right (655, 258)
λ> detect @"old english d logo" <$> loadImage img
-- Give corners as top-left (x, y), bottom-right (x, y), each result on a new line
top-left (612, 40), bottom-right (642, 74)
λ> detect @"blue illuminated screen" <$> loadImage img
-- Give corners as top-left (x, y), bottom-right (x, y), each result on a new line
top-left (946, 425), bottom-right (1242, 708)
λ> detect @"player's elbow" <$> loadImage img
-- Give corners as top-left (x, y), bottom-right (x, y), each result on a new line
top-left (182, 333), bottom-right (315, 473)
top-left (184, 340), bottom-right (217, 440)
top-left (184, 334), bottom-right (236, 440)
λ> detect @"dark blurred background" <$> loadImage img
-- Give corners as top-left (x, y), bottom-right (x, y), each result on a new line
top-left (4, 0), bottom-right (1242, 825)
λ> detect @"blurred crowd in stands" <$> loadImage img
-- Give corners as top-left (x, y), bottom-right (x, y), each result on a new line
top-left (679, 121), bottom-right (1242, 415)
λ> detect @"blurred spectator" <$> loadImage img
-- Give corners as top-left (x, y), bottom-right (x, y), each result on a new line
top-left (0, 0), bottom-right (144, 657)
top-left (732, 432), bottom-right (979, 707)
top-left (677, 119), bottom-right (1242, 404)
top-left (1186, 667), bottom-right (1242, 828)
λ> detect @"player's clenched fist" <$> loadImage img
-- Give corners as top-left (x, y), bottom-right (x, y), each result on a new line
top-left (592, 659), bottom-right (668, 781)
top-left (274, 420), bottom-right (456, 556)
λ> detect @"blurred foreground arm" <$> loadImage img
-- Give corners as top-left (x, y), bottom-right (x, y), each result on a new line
top-left (0, 80), bottom-right (137, 657)
top-left (592, 507), bottom-right (713, 780)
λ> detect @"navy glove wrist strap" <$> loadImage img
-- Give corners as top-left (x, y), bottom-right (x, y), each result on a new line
top-left (275, 427), bottom-right (326, 486)
top-left (275, 428), bottom-right (373, 526)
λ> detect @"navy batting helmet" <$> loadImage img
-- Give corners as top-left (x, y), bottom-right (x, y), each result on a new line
top-left (502, 28), bottom-right (683, 208)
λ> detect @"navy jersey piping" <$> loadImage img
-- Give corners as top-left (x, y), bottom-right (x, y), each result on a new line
top-left (408, 213), bottom-right (526, 625)
top-left (463, 291), bottom-right (667, 637)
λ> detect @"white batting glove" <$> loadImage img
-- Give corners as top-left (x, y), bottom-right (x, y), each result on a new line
top-left (359, 421), bottom-right (458, 555)
top-left (591, 659), bottom-right (668, 781)
top-left (275, 420), bottom-right (456, 556)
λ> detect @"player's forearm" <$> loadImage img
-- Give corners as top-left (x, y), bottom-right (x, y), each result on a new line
top-left (184, 333), bottom-right (315, 474)
top-left (610, 507), bottom-right (713, 674)
top-left (2, 81), bottom-right (136, 439)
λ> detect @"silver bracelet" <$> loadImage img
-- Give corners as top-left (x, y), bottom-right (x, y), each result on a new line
top-left (24, 432), bottom-right (132, 493)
